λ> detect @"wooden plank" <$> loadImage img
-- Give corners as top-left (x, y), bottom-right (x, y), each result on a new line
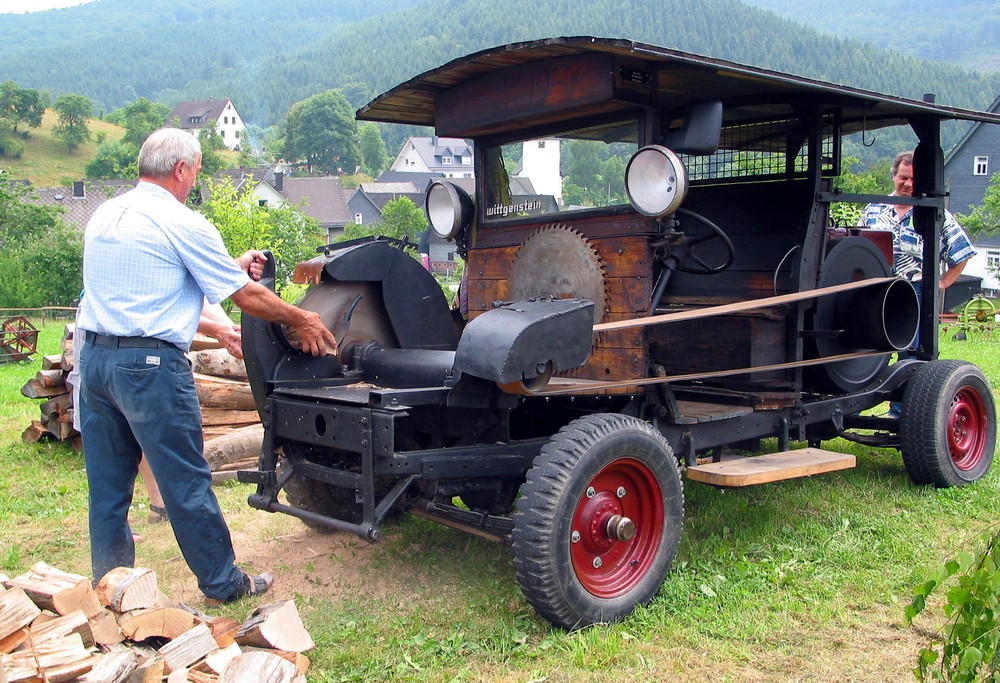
top-left (685, 448), bottom-right (856, 487)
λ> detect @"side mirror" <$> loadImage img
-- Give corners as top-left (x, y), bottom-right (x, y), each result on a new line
top-left (666, 100), bottom-right (722, 156)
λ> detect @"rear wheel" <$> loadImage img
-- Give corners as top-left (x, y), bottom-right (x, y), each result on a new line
top-left (900, 360), bottom-right (996, 487)
top-left (511, 414), bottom-right (684, 630)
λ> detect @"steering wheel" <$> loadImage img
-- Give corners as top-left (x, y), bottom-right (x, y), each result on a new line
top-left (669, 207), bottom-right (736, 274)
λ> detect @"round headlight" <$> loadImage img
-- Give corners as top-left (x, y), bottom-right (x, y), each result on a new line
top-left (625, 145), bottom-right (689, 218)
top-left (426, 180), bottom-right (474, 240)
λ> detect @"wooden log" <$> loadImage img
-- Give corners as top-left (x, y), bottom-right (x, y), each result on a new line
top-left (235, 602), bottom-right (314, 653)
top-left (207, 619), bottom-right (242, 649)
top-left (28, 609), bottom-right (94, 648)
top-left (116, 607), bottom-right (194, 642)
top-left (200, 409), bottom-right (260, 428)
top-left (3, 632), bottom-right (94, 683)
top-left (35, 368), bottom-right (66, 388)
top-left (7, 562), bottom-right (102, 617)
top-left (0, 629), bottom-right (27, 655)
top-left (173, 604), bottom-right (241, 649)
top-left (213, 457), bottom-right (259, 474)
top-left (165, 668), bottom-right (191, 683)
top-left (197, 643), bottom-right (241, 675)
top-left (89, 609), bottom-right (125, 646)
top-left (39, 393), bottom-right (73, 422)
top-left (203, 426), bottom-right (263, 471)
top-left (190, 332), bottom-right (223, 352)
top-left (42, 355), bottom-right (63, 371)
top-left (78, 650), bottom-right (138, 683)
top-left (159, 624), bottom-right (218, 674)
top-left (95, 567), bottom-right (158, 613)
top-left (0, 588), bottom-right (42, 641)
top-left (218, 651), bottom-right (301, 683)
top-left (20, 378), bottom-right (69, 399)
top-left (188, 349), bottom-right (247, 381)
top-left (126, 655), bottom-right (163, 683)
top-left (19, 421), bottom-right (46, 444)
top-left (241, 648), bottom-right (309, 676)
top-left (194, 375), bottom-right (256, 411)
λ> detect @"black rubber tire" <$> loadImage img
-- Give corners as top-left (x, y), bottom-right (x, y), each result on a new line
top-left (511, 414), bottom-right (684, 630)
top-left (900, 360), bottom-right (996, 487)
top-left (278, 460), bottom-right (363, 532)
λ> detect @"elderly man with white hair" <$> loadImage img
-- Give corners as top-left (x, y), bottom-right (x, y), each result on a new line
top-left (76, 127), bottom-right (337, 604)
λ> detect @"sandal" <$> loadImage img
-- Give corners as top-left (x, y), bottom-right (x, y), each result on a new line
top-left (148, 504), bottom-right (168, 524)
top-left (206, 571), bottom-right (274, 605)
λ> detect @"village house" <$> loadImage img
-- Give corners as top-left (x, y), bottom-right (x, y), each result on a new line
top-left (944, 94), bottom-right (1000, 297)
top-left (169, 98), bottom-right (246, 151)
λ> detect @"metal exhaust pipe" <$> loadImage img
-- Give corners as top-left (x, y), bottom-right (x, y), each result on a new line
top-left (837, 279), bottom-right (919, 351)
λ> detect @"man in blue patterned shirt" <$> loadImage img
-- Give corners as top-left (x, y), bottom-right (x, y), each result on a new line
top-left (77, 128), bottom-right (337, 604)
top-left (857, 150), bottom-right (976, 289)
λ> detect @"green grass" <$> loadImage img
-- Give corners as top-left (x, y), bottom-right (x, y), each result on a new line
top-left (1, 320), bottom-right (998, 681)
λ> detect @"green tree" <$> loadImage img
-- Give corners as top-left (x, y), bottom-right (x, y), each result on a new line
top-left (829, 156), bottom-right (893, 226)
top-left (338, 196), bottom-right (426, 243)
top-left (198, 177), bottom-right (324, 290)
top-left (117, 97), bottom-right (169, 147)
top-left (282, 90), bottom-right (360, 174)
top-left (0, 178), bottom-right (82, 307)
top-left (0, 81), bottom-right (45, 133)
top-left (359, 122), bottom-right (390, 177)
top-left (85, 139), bottom-right (138, 179)
top-left (956, 169), bottom-right (1000, 235)
top-left (52, 93), bottom-right (93, 152)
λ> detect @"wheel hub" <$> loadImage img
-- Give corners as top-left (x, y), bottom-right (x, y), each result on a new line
top-left (570, 458), bottom-right (665, 598)
top-left (950, 388), bottom-right (987, 470)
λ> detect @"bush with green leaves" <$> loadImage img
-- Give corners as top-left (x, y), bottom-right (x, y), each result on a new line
top-left (197, 176), bottom-right (325, 297)
top-left (906, 527), bottom-right (1000, 682)
top-left (0, 178), bottom-right (82, 307)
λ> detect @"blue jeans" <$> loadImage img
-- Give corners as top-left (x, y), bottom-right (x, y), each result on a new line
top-left (78, 335), bottom-right (243, 600)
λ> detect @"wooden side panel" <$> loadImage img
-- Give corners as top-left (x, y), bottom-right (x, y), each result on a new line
top-left (464, 232), bottom-right (654, 385)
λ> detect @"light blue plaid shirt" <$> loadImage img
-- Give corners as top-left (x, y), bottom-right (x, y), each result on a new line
top-left (857, 196), bottom-right (977, 282)
top-left (77, 181), bottom-right (250, 350)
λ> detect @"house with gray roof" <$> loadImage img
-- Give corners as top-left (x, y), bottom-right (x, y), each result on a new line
top-left (23, 179), bottom-right (135, 231)
top-left (389, 137), bottom-right (474, 178)
top-left (280, 176), bottom-right (353, 241)
top-left (169, 98), bottom-right (246, 151)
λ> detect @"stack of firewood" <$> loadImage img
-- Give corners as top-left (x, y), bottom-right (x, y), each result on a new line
top-left (0, 562), bottom-right (313, 683)
top-left (20, 324), bottom-right (264, 477)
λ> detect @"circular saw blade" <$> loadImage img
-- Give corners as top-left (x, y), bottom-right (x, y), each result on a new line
top-left (285, 281), bottom-right (398, 362)
top-left (508, 225), bottom-right (607, 324)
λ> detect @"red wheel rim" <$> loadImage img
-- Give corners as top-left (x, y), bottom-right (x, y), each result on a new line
top-left (949, 387), bottom-right (988, 471)
top-left (570, 458), bottom-right (664, 598)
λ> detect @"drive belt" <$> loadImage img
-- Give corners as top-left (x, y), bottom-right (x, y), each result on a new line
top-left (524, 276), bottom-right (899, 396)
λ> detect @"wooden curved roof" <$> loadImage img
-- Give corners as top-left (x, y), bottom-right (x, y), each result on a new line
top-left (357, 36), bottom-right (1000, 136)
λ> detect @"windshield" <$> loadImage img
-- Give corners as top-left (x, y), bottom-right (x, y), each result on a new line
top-left (482, 119), bottom-right (639, 221)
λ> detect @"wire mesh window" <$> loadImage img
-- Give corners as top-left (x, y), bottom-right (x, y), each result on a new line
top-left (681, 116), bottom-right (838, 184)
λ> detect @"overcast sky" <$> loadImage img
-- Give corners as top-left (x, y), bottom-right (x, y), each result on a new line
top-left (0, 0), bottom-right (95, 13)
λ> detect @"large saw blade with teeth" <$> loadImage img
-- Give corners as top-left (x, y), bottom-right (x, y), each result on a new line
top-left (508, 225), bottom-right (607, 324)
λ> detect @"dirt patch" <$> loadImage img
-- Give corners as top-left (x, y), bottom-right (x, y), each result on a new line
top-left (132, 493), bottom-right (417, 607)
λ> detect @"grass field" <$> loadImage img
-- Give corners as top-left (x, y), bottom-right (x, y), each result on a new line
top-left (1, 319), bottom-right (998, 682)
top-left (0, 111), bottom-right (127, 187)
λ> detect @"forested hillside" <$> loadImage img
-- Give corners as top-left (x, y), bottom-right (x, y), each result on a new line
top-left (1, 0), bottom-right (998, 162)
top-left (740, 0), bottom-right (1000, 71)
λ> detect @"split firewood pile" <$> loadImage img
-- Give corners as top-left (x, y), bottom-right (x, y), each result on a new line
top-left (0, 562), bottom-right (314, 683)
top-left (19, 324), bottom-right (263, 478)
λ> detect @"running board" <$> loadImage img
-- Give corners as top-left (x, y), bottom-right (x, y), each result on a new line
top-left (685, 448), bottom-right (856, 487)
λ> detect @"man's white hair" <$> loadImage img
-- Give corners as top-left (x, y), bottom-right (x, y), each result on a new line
top-left (138, 128), bottom-right (201, 178)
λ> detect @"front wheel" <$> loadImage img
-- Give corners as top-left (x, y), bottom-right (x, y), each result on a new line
top-left (900, 360), bottom-right (996, 487)
top-left (511, 414), bottom-right (684, 630)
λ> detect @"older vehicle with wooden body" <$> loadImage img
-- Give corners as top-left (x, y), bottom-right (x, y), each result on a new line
top-left (240, 37), bottom-right (1000, 629)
